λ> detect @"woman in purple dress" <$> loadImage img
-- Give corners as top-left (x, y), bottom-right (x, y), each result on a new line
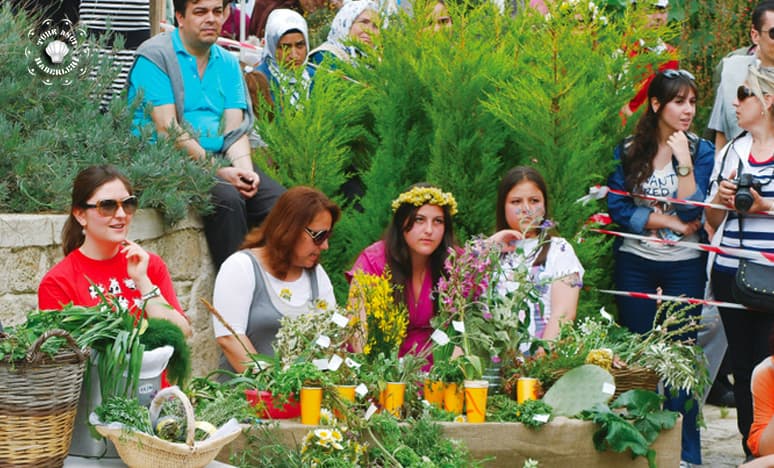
top-left (347, 183), bottom-right (457, 361)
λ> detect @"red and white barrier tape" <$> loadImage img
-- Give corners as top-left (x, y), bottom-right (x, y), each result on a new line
top-left (592, 228), bottom-right (774, 263)
top-left (597, 289), bottom-right (747, 310)
top-left (577, 184), bottom-right (774, 216)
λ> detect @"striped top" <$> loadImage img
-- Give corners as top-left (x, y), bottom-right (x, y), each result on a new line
top-left (707, 132), bottom-right (774, 274)
top-left (79, 0), bottom-right (151, 108)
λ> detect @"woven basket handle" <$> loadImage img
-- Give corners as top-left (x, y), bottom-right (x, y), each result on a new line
top-left (27, 329), bottom-right (88, 364)
top-left (149, 386), bottom-right (196, 447)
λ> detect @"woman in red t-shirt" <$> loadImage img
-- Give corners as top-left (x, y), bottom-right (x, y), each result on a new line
top-left (37, 165), bottom-right (191, 337)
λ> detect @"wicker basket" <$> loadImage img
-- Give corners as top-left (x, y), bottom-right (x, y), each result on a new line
top-left (94, 386), bottom-right (242, 468)
top-left (0, 329), bottom-right (90, 468)
top-left (610, 366), bottom-right (660, 399)
top-left (548, 365), bottom-right (660, 400)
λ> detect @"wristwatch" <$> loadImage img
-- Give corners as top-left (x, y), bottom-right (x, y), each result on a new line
top-left (676, 165), bottom-right (692, 177)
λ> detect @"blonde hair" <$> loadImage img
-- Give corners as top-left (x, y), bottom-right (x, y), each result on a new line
top-left (747, 64), bottom-right (774, 112)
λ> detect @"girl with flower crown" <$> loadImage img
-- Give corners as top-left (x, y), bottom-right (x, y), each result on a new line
top-left (489, 166), bottom-right (584, 344)
top-left (346, 183), bottom-right (457, 362)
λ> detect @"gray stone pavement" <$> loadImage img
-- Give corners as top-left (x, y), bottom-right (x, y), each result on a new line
top-left (702, 404), bottom-right (745, 467)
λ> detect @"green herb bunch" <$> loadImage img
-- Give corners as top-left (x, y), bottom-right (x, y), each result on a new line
top-left (486, 395), bottom-right (553, 429)
top-left (95, 396), bottom-right (154, 434)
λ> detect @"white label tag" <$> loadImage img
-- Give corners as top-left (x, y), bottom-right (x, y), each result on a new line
top-left (602, 382), bottom-right (616, 395)
top-left (328, 354), bottom-right (344, 371)
top-left (355, 383), bottom-right (368, 397)
top-left (452, 320), bottom-right (465, 333)
top-left (345, 357), bottom-right (362, 369)
top-left (331, 312), bottom-right (349, 328)
top-left (430, 329), bottom-right (450, 346)
top-left (315, 335), bottom-right (331, 348)
top-left (533, 414), bottom-right (550, 423)
top-left (364, 404), bottom-right (378, 420)
top-left (312, 358), bottom-right (329, 370)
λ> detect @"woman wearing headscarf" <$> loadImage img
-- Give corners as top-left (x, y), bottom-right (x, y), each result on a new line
top-left (308, 0), bottom-right (379, 67)
top-left (246, 9), bottom-right (315, 115)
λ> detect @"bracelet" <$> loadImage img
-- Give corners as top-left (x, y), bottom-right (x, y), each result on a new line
top-left (141, 287), bottom-right (161, 302)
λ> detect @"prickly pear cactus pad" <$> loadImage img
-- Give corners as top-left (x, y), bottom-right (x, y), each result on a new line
top-left (542, 364), bottom-right (615, 417)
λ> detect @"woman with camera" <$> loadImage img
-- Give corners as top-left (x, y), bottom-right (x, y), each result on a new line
top-left (607, 69), bottom-right (715, 466)
top-left (706, 63), bottom-right (774, 459)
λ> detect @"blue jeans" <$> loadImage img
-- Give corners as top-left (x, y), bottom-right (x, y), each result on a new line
top-left (614, 251), bottom-right (706, 464)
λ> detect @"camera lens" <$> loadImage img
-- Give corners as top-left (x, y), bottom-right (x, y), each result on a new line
top-left (735, 173), bottom-right (755, 212)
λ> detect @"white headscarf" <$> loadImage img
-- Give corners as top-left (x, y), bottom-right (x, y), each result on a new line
top-left (262, 9), bottom-right (311, 105)
top-left (263, 9), bottom-right (310, 62)
top-left (326, 0), bottom-right (378, 51)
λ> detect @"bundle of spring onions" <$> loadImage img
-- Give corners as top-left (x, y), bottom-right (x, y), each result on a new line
top-left (0, 294), bottom-right (145, 400)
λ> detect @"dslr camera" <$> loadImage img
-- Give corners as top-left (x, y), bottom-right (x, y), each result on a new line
top-left (734, 173), bottom-right (763, 212)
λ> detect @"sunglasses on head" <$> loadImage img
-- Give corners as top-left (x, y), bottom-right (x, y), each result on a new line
top-left (304, 227), bottom-right (332, 245)
top-left (81, 195), bottom-right (139, 217)
top-left (662, 69), bottom-right (695, 81)
top-left (738, 85), bottom-right (756, 101)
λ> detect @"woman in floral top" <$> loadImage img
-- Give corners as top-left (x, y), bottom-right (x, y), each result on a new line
top-left (489, 166), bottom-right (584, 343)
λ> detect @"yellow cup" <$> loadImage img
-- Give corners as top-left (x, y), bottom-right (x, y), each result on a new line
top-left (464, 380), bottom-right (489, 423)
top-left (334, 384), bottom-right (357, 402)
top-left (517, 377), bottom-right (540, 403)
top-left (424, 379), bottom-right (444, 408)
top-left (300, 386), bottom-right (323, 425)
top-left (333, 384), bottom-right (357, 420)
top-left (381, 382), bottom-right (406, 418)
top-left (443, 382), bottom-right (464, 415)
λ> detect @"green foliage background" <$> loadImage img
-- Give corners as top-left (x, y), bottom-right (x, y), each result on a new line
top-left (256, 0), bottom-right (678, 317)
top-left (0, 6), bottom-right (215, 223)
top-left (2, 0), bottom-right (757, 318)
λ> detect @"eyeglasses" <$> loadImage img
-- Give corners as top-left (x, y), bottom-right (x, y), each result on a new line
top-left (760, 27), bottom-right (774, 40)
top-left (737, 85), bottom-right (756, 101)
top-left (81, 196), bottom-right (139, 217)
top-left (662, 69), bottom-right (695, 81)
top-left (304, 227), bottom-right (332, 245)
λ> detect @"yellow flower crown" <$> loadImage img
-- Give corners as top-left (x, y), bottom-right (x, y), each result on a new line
top-left (391, 186), bottom-right (458, 216)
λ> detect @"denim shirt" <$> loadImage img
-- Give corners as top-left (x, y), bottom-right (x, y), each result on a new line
top-left (607, 132), bottom-right (715, 234)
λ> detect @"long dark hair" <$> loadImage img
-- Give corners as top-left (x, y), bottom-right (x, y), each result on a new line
top-left (624, 71), bottom-right (697, 191)
top-left (62, 165), bottom-right (133, 256)
top-left (495, 166), bottom-right (553, 267)
top-left (241, 186), bottom-right (340, 279)
top-left (384, 183), bottom-right (456, 305)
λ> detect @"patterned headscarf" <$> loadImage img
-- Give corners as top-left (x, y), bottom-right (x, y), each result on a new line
top-left (326, 0), bottom-right (378, 51)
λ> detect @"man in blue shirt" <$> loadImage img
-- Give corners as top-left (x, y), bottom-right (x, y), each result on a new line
top-left (127, 0), bottom-right (284, 269)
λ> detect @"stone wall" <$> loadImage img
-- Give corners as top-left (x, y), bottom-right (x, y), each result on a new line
top-left (0, 210), bottom-right (219, 377)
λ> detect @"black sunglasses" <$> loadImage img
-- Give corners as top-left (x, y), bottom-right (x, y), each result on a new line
top-left (304, 227), bottom-right (332, 245)
top-left (738, 85), bottom-right (756, 101)
top-left (662, 69), bottom-right (695, 81)
top-left (81, 196), bottom-right (139, 217)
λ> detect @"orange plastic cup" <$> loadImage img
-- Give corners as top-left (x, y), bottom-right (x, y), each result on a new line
top-left (424, 379), bottom-right (444, 408)
top-left (300, 386), bottom-right (323, 425)
top-left (382, 382), bottom-right (406, 418)
top-left (517, 377), bottom-right (540, 403)
top-left (464, 380), bottom-right (489, 423)
top-left (443, 382), bottom-right (464, 415)
top-left (333, 384), bottom-right (357, 419)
